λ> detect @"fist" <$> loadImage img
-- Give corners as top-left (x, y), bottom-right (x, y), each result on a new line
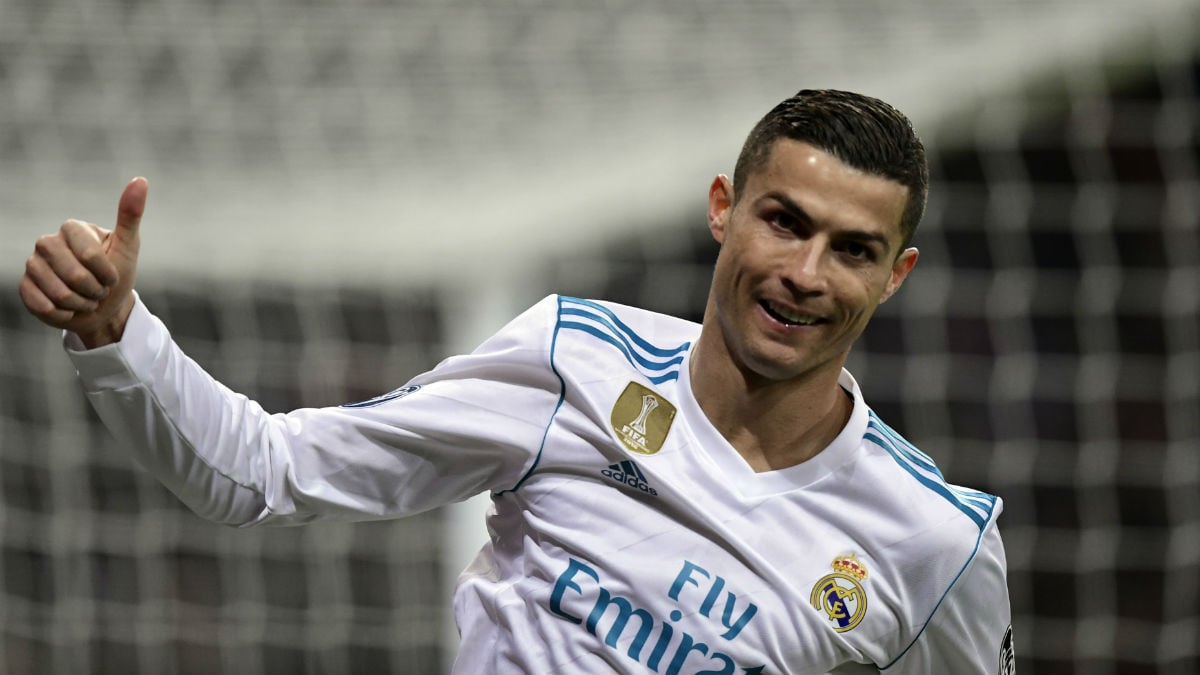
top-left (18, 177), bottom-right (148, 348)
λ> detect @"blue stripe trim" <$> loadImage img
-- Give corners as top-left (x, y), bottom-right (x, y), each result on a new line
top-left (870, 413), bottom-right (1001, 669)
top-left (868, 415), bottom-right (942, 477)
top-left (556, 298), bottom-right (690, 384)
top-left (949, 487), bottom-right (995, 510)
top-left (864, 433), bottom-right (988, 530)
top-left (880, 526), bottom-right (989, 670)
top-left (501, 298), bottom-right (569, 494)
top-left (559, 323), bottom-right (680, 384)
top-left (560, 297), bottom-right (691, 358)
top-left (869, 415), bottom-right (948, 482)
top-left (866, 413), bottom-right (998, 526)
top-left (559, 311), bottom-right (685, 371)
top-left (869, 413), bottom-right (933, 461)
top-left (864, 417), bottom-right (993, 528)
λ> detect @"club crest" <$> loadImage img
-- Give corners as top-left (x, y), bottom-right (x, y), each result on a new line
top-left (610, 381), bottom-right (676, 455)
top-left (809, 554), bottom-right (869, 633)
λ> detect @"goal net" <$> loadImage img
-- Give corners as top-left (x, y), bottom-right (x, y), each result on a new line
top-left (1, 284), bottom-right (449, 674)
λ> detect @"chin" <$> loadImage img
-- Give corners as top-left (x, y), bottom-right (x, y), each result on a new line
top-left (736, 350), bottom-right (809, 383)
top-left (739, 342), bottom-right (844, 384)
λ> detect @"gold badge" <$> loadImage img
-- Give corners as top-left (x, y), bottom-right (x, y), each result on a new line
top-left (810, 554), bottom-right (869, 633)
top-left (610, 381), bottom-right (676, 455)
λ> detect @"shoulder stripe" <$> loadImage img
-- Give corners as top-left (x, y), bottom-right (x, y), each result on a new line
top-left (869, 415), bottom-right (943, 476)
top-left (560, 297), bottom-right (691, 358)
top-left (557, 297), bottom-right (691, 384)
top-left (865, 431), bottom-right (988, 530)
top-left (558, 314), bottom-right (684, 371)
top-left (866, 413), bottom-right (997, 531)
top-left (870, 413), bottom-right (1004, 669)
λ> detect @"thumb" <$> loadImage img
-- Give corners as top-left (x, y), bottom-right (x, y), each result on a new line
top-left (111, 176), bottom-right (148, 251)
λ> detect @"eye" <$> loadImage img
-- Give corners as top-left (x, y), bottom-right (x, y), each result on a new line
top-left (767, 211), bottom-right (797, 231)
top-left (837, 240), bottom-right (875, 261)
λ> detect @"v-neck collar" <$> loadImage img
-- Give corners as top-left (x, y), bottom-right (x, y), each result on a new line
top-left (676, 348), bottom-right (869, 498)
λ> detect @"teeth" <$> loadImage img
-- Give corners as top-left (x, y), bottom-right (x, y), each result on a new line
top-left (767, 302), bottom-right (821, 325)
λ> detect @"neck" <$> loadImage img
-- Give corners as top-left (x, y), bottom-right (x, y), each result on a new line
top-left (689, 327), bottom-right (852, 473)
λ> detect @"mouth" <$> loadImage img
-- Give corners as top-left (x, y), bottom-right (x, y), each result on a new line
top-left (759, 300), bottom-right (828, 327)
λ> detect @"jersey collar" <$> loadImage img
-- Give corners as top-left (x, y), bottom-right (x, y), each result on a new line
top-left (676, 349), bottom-right (870, 498)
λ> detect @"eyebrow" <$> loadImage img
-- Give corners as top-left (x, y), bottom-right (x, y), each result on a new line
top-left (762, 191), bottom-right (893, 252)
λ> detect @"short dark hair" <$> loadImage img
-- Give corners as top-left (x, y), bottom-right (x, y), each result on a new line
top-left (732, 89), bottom-right (929, 248)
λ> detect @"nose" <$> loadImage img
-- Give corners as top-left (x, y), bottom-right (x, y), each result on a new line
top-left (783, 237), bottom-right (829, 296)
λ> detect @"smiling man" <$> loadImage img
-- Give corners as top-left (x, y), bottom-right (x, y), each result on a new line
top-left (20, 89), bottom-right (1013, 674)
top-left (695, 135), bottom-right (919, 471)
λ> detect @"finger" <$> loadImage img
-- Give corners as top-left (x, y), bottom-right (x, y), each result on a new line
top-left (38, 225), bottom-right (109, 301)
top-left (18, 272), bottom-right (80, 326)
top-left (25, 251), bottom-right (101, 313)
top-left (111, 177), bottom-right (148, 251)
top-left (62, 220), bottom-right (119, 288)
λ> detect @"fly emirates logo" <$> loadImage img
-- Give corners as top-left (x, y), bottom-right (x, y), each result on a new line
top-left (549, 558), bottom-right (767, 674)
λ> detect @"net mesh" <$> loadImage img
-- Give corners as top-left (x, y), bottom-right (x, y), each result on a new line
top-left (0, 284), bottom-right (448, 674)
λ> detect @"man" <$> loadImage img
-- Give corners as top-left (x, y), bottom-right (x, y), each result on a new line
top-left (19, 89), bottom-right (1013, 674)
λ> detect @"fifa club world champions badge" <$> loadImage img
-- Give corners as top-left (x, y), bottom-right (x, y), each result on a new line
top-left (610, 381), bottom-right (676, 455)
top-left (810, 554), bottom-right (869, 632)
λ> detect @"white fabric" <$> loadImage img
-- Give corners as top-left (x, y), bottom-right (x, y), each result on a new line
top-left (67, 294), bottom-right (1012, 674)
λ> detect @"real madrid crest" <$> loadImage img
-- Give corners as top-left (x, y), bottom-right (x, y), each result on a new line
top-left (610, 381), bottom-right (676, 455)
top-left (810, 554), bottom-right (869, 633)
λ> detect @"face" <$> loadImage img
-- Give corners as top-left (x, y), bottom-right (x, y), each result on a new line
top-left (704, 139), bottom-right (919, 384)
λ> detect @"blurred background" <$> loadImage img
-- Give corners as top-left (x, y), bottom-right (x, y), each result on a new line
top-left (2, 0), bottom-right (1198, 673)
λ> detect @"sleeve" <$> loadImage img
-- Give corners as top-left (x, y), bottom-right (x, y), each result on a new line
top-left (883, 512), bottom-right (1014, 674)
top-left (65, 292), bottom-right (564, 527)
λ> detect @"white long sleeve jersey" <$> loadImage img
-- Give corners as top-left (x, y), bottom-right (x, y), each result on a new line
top-left (68, 294), bottom-right (1013, 675)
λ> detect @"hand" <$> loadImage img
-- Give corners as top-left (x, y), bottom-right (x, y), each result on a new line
top-left (18, 177), bottom-right (148, 348)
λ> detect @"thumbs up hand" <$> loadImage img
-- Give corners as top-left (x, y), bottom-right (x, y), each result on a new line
top-left (18, 177), bottom-right (148, 348)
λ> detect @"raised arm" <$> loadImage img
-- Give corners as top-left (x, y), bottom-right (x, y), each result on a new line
top-left (18, 187), bottom-right (562, 527)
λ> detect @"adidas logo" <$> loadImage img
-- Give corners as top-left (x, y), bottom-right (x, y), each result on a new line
top-left (601, 460), bottom-right (658, 496)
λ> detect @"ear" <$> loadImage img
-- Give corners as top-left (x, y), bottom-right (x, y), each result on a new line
top-left (880, 247), bottom-right (919, 303)
top-left (707, 175), bottom-right (733, 244)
